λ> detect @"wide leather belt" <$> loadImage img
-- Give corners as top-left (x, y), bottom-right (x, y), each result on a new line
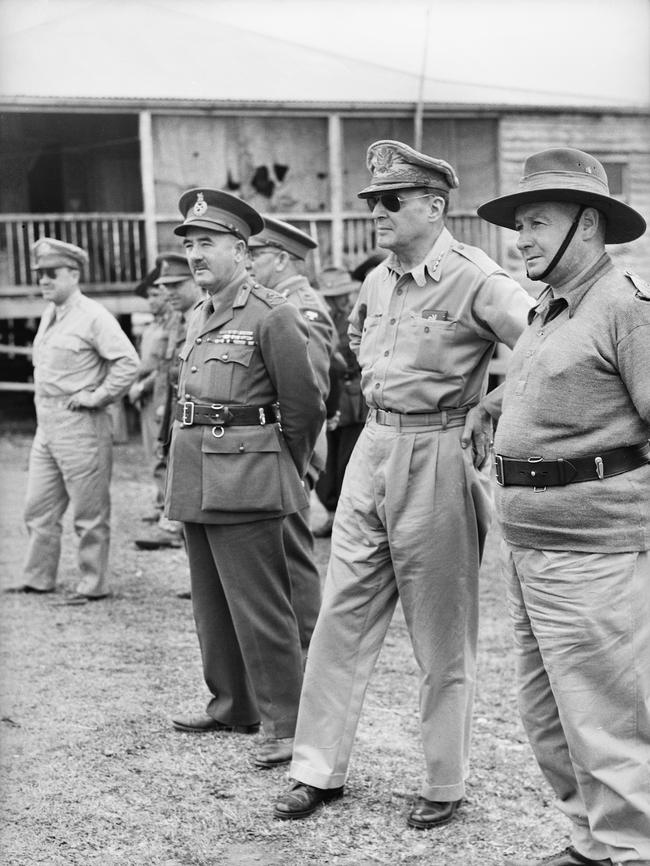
top-left (176, 401), bottom-right (279, 428)
top-left (495, 441), bottom-right (650, 488)
top-left (373, 407), bottom-right (469, 428)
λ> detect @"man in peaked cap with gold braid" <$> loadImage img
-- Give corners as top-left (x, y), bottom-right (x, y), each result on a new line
top-left (9, 238), bottom-right (139, 602)
top-left (248, 215), bottom-right (337, 653)
top-left (478, 148), bottom-right (650, 866)
top-left (165, 189), bottom-right (325, 769)
top-left (274, 140), bottom-right (534, 826)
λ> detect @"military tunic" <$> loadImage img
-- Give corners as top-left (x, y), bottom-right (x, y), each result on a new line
top-left (289, 227), bottom-right (533, 798)
top-left (164, 271), bottom-right (324, 736)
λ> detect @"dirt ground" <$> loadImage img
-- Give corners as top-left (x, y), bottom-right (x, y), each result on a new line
top-left (0, 430), bottom-right (569, 866)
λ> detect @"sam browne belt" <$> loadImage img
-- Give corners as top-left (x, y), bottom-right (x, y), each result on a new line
top-left (176, 400), bottom-right (279, 428)
top-left (495, 441), bottom-right (650, 488)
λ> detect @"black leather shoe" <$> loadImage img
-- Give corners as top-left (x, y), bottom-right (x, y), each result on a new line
top-left (407, 796), bottom-right (462, 829)
top-left (273, 781), bottom-right (344, 819)
top-left (171, 712), bottom-right (259, 734)
top-left (253, 737), bottom-right (293, 768)
top-left (505, 846), bottom-right (612, 866)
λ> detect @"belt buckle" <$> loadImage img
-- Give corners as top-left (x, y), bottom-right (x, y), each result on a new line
top-left (527, 456), bottom-right (547, 492)
top-left (495, 454), bottom-right (505, 486)
top-left (181, 401), bottom-right (195, 427)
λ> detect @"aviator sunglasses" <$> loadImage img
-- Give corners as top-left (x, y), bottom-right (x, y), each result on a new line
top-left (34, 267), bottom-right (77, 279)
top-left (365, 191), bottom-right (440, 213)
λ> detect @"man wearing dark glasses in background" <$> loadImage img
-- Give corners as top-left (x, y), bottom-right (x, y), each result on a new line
top-left (274, 140), bottom-right (533, 827)
top-left (8, 238), bottom-right (139, 603)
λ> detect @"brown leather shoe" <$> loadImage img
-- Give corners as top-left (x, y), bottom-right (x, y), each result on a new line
top-left (407, 796), bottom-right (462, 829)
top-left (505, 846), bottom-right (612, 866)
top-left (171, 712), bottom-right (259, 734)
top-left (253, 737), bottom-right (294, 768)
top-left (273, 780), bottom-right (344, 819)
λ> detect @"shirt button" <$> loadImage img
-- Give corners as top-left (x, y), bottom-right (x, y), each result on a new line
top-left (238, 443), bottom-right (245, 452)
top-left (196, 337), bottom-right (202, 344)
top-left (184, 394), bottom-right (191, 400)
top-left (384, 350), bottom-right (389, 357)
top-left (537, 330), bottom-right (544, 336)
top-left (374, 382), bottom-right (380, 389)
top-left (424, 326), bottom-right (430, 333)
top-left (389, 317), bottom-right (396, 325)
top-left (396, 288), bottom-right (403, 296)
top-left (190, 366), bottom-right (198, 372)
top-left (526, 350), bottom-right (533, 357)
top-left (221, 353), bottom-right (229, 360)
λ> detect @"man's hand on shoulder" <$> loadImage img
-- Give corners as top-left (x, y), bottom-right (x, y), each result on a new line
top-left (460, 403), bottom-right (494, 469)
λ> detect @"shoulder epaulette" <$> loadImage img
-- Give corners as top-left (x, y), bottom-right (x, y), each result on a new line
top-left (452, 242), bottom-right (504, 277)
top-left (625, 270), bottom-right (650, 301)
top-left (250, 282), bottom-right (286, 307)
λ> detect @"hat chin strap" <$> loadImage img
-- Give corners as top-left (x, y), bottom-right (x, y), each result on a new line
top-left (527, 204), bottom-right (586, 282)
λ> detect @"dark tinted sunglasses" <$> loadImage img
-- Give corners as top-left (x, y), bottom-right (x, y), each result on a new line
top-left (365, 192), bottom-right (436, 213)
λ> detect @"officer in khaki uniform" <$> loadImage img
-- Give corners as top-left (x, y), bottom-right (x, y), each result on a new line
top-left (248, 217), bottom-right (337, 652)
top-left (12, 238), bottom-right (139, 602)
top-left (166, 190), bottom-right (325, 768)
top-left (274, 140), bottom-right (534, 825)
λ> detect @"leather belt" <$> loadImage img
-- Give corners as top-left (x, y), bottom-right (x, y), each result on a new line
top-left (176, 401), bottom-right (279, 428)
top-left (495, 442), bottom-right (650, 489)
top-left (373, 407), bottom-right (469, 428)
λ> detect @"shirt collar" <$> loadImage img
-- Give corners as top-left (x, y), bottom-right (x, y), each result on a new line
top-left (527, 252), bottom-right (613, 324)
top-left (54, 288), bottom-right (82, 319)
top-left (385, 227), bottom-right (452, 288)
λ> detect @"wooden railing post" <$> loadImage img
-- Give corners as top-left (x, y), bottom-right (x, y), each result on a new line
top-left (139, 110), bottom-right (157, 270)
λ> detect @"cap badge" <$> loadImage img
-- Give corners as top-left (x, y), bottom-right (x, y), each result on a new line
top-left (193, 192), bottom-right (208, 217)
top-left (372, 145), bottom-right (397, 176)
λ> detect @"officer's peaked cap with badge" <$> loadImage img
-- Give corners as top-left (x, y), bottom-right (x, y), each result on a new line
top-left (248, 215), bottom-right (318, 260)
top-left (31, 237), bottom-right (89, 271)
top-left (357, 140), bottom-right (459, 198)
top-left (478, 148), bottom-right (646, 244)
top-left (174, 188), bottom-right (264, 241)
top-left (319, 267), bottom-right (360, 297)
top-left (154, 252), bottom-right (193, 285)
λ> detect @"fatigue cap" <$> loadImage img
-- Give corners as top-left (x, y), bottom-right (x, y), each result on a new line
top-left (31, 237), bottom-right (89, 271)
top-left (248, 216), bottom-right (318, 260)
top-left (357, 140), bottom-right (459, 198)
top-left (477, 148), bottom-right (646, 244)
top-left (154, 252), bottom-right (193, 285)
top-left (319, 267), bottom-right (360, 297)
top-left (174, 188), bottom-right (264, 241)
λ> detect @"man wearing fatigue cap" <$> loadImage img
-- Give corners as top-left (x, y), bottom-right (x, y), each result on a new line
top-left (313, 266), bottom-right (366, 538)
top-left (8, 238), bottom-right (139, 603)
top-left (133, 252), bottom-right (203, 552)
top-left (248, 216), bottom-right (337, 652)
top-left (129, 256), bottom-right (177, 526)
top-left (274, 140), bottom-right (534, 825)
top-left (477, 148), bottom-right (650, 866)
top-left (165, 189), bottom-right (325, 768)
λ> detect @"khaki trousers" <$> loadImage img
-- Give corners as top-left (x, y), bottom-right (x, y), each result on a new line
top-left (503, 543), bottom-right (650, 865)
top-left (290, 416), bottom-right (493, 800)
top-left (23, 402), bottom-right (113, 597)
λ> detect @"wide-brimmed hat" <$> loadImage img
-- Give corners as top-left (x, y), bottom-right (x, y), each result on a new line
top-left (357, 140), bottom-right (459, 198)
top-left (318, 267), bottom-right (360, 297)
top-left (477, 148), bottom-right (646, 244)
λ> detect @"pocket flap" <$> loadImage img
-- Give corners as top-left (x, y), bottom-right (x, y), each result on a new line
top-left (201, 424), bottom-right (282, 454)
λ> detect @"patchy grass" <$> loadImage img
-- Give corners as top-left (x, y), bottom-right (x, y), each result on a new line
top-left (0, 432), bottom-right (567, 865)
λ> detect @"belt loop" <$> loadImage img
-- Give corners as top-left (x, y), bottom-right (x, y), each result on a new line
top-left (440, 410), bottom-right (448, 430)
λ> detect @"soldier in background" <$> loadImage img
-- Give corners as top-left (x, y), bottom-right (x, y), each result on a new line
top-left (134, 253), bottom-right (203, 553)
top-left (128, 271), bottom-right (175, 523)
top-left (313, 266), bottom-right (366, 538)
top-left (248, 217), bottom-right (336, 653)
top-left (9, 238), bottom-right (139, 603)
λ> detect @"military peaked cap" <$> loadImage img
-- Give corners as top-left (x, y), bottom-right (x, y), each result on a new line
top-left (319, 267), bottom-right (360, 297)
top-left (248, 216), bottom-right (318, 260)
top-left (174, 188), bottom-right (263, 241)
top-left (31, 237), bottom-right (89, 270)
top-left (154, 252), bottom-right (193, 285)
top-left (358, 140), bottom-right (459, 198)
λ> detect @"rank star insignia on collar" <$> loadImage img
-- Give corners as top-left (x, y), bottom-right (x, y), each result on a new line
top-left (193, 193), bottom-right (208, 217)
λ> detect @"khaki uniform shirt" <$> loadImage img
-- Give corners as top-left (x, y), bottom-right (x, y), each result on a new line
top-left (348, 227), bottom-right (533, 414)
top-left (165, 271), bottom-right (325, 524)
top-left (33, 289), bottom-right (139, 406)
top-left (495, 254), bottom-right (650, 552)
